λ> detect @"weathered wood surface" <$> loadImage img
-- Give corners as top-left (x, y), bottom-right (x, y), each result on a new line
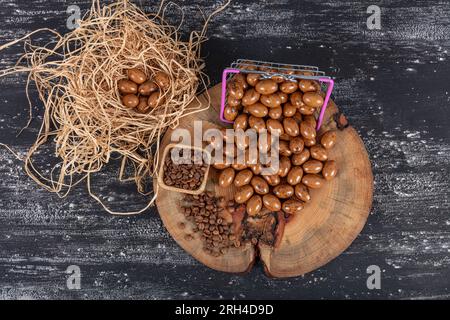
top-left (0, 0), bottom-right (449, 299)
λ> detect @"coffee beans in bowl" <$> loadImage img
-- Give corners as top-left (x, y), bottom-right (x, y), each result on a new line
top-left (158, 144), bottom-right (211, 195)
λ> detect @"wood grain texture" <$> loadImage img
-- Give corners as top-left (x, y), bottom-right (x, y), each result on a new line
top-left (0, 0), bottom-right (449, 299)
top-left (155, 84), bottom-right (373, 277)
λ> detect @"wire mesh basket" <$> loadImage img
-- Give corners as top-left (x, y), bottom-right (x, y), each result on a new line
top-left (219, 59), bottom-right (334, 130)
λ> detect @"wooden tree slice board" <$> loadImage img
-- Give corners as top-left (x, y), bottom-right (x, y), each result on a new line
top-left (154, 84), bottom-right (373, 278)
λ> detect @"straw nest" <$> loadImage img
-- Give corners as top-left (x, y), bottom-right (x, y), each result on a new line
top-left (0, 0), bottom-right (229, 214)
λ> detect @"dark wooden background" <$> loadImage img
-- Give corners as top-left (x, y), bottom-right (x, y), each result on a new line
top-left (0, 0), bottom-right (449, 300)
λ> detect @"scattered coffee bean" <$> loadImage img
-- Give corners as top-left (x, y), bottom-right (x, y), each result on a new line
top-left (163, 147), bottom-right (208, 191)
top-left (182, 192), bottom-right (235, 257)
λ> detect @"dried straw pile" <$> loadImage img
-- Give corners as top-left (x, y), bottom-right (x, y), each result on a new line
top-left (0, 0), bottom-right (229, 214)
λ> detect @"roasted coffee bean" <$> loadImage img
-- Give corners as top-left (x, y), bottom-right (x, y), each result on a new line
top-left (283, 103), bottom-right (297, 117)
top-left (242, 88), bottom-right (260, 106)
top-left (246, 195), bottom-right (262, 216)
top-left (322, 160), bottom-right (338, 180)
top-left (247, 102), bottom-right (268, 117)
top-left (291, 149), bottom-right (310, 166)
top-left (224, 105), bottom-right (238, 121)
top-left (213, 162), bottom-right (230, 170)
top-left (282, 199), bottom-right (304, 215)
top-left (228, 81), bottom-right (245, 99)
top-left (266, 119), bottom-right (285, 135)
top-left (287, 166), bottom-right (304, 186)
top-left (227, 95), bottom-right (241, 107)
top-left (138, 80), bottom-right (158, 95)
top-left (310, 145), bottom-right (328, 161)
top-left (279, 140), bottom-right (292, 157)
top-left (154, 71), bottom-right (171, 90)
top-left (249, 163), bottom-right (263, 175)
top-left (278, 92), bottom-right (288, 104)
top-left (127, 68), bottom-right (147, 84)
top-left (302, 174), bottom-right (325, 189)
top-left (290, 91), bottom-right (304, 107)
top-left (251, 176), bottom-right (270, 195)
top-left (232, 163), bottom-right (247, 171)
top-left (283, 118), bottom-right (300, 137)
top-left (303, 115), bottom-right (317, 129)
top-left (260, 94), bottom-right (282, 108)
top-left (148, 91), bottom-right (164, 108)
top-left (303, 160), bottom-right (323, 174)
top-left (136, 97), bottom-right (151, 114)
top-left (118, 79), bottom-right (138, 94)
top-left (235, 185), bottom-right (254, 203)
top-left (278, 156), bottom-right (291, 178)
top-left (300, 122), bottom-right (316, 140)
top-left (248, 116), bottom-right (266, 131)
top-left (234, 73), bottom-right (249, 90)
top-left (122, 94), bottom-right (139, 108)
top-left (219, 167), bottom-right (235, 188)
top-left (255, 79), bottom-right (278, 95)
top-left (263, 174), bottom-right (281, 187)
top-left (321, 130), bottom-right (337, 149)
top-left (234, 169), bottom-right (253, 187)
top-left (298, 105), bottom-right (315, 115)
top-left (247, 73), bottom-right (260, 87)
top-left (280, 81), bottom-right (298, 94)
top-left (304, 137), bottom-right (316, 147)
top-left (268, 106), bottom-right (283, 119)
top-left (298, 79), bottom-right (318, 93)
top-left (233, 114), bottom-right (248, 131)
top-left (303, 92), bottom-right (324, 108)
top-left (295, 184), bottom-right (311, 202)
top-left (262, 194), bottom-right (282, 211)
top-left (289, 137), bottom-right (304, 154)
top-left (273, 184), bottom-right (294, 199)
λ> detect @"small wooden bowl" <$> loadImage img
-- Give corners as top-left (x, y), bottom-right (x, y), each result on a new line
top-left (157, 143), bottom-right (211, 195)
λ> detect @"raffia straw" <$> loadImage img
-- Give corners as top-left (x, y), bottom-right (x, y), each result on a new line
top-left (0, 0), bottom-right (230, 215)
